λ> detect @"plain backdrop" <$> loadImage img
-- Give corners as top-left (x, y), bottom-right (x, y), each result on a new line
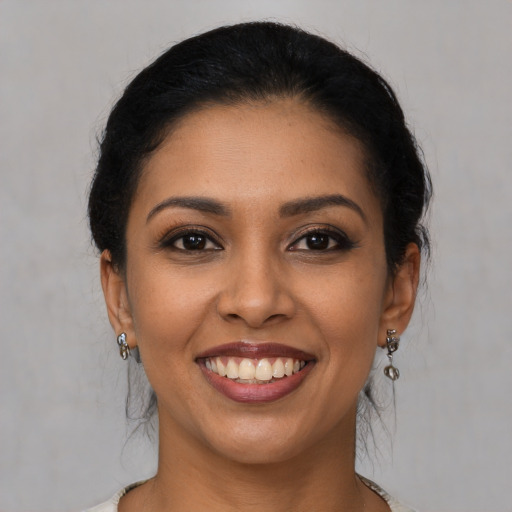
top-left (1, 1), bottom-right (511, 511)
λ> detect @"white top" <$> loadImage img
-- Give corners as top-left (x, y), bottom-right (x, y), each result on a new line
top-left (84, 477), bottom-right (416, 512)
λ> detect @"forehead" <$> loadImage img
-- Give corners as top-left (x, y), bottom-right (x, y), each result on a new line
top-left (134, 99), bottom-right (380, 220)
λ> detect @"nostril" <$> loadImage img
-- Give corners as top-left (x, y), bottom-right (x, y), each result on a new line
top-left (266, 313), bottom-right (288, 323)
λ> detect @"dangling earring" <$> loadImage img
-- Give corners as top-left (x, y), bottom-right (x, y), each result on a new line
top-left (117, 332), bottom-right (130, 360)
top-left (383, 329), bottom-right (400, 381)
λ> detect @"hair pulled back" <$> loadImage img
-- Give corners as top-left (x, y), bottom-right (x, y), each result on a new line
top-left (89, 21), bottom-right (431, 272)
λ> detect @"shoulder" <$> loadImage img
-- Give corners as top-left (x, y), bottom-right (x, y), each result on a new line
top-left (82, 481), bottom-right (147, 512)
top-left (359, 475), bottom-right (418, 512)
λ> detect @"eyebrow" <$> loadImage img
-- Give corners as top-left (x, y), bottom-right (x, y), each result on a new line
top-left (146, 196), bottom-right (231, 223)
top-left (279, 194), bottom-right (367, 222)
top-left (146, 193), bottom-right (366, 223)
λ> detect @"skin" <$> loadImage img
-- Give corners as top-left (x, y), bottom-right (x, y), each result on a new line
top-left (101, 99), bottom-right (420, 512)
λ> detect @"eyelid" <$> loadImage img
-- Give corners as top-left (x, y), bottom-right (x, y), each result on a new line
top-left (158, 226), bottom-right (224, 250)
top-left (287, 225), bottom-right (356, 251)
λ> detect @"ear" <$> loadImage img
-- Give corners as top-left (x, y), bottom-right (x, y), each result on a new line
top-left (100, 250), bottom-right (136, 348)
top-left (378, 243), bottom-right (421, 347)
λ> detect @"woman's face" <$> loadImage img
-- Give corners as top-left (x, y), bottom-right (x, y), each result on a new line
top-left (104, 99), bottom-right (416, 464)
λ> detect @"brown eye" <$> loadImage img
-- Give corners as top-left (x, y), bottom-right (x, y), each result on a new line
top-left (305, 233), bottom-right (330, 250)
top-left (181, 234), bottom-right (207, 250)
top-left (288, 229), bottom-right (356, 252)
top-left (163, 230), bottom-right (221, 251)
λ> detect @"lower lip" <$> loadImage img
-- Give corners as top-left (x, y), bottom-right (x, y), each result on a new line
top-left (198, 361), bottom-right (315, 403)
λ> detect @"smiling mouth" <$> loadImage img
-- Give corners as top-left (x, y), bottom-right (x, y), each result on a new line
top-left (196, 342), bottom-right (316, 403)
top-left (204, 356), bottom-right (308, 384)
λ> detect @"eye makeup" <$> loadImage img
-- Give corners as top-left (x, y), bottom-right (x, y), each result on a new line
top-left (287, 225), bottom-right (358, 252)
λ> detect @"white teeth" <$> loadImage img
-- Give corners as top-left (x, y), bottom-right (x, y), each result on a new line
top-left (255, 359), bottom-right (273, 381)
top-left (226, 359), bottom-right (239, 379)
top-left (284, 358), bottom-right (294, 376)
top-left (206, 356), bottom-right (307, 382)
top-left (216, 357), bottom-right (226, 377)
top-left (272, 358), bottom-right (285, 378)
top-left (238, 359), bottom-right (256, 380)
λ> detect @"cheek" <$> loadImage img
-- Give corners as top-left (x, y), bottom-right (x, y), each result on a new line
top-left (125, 259), bottom-right (215, 364)
top-left (124, 263), bottom-right (219, 431)
top-left (299, 259), bottom-right (388, 366)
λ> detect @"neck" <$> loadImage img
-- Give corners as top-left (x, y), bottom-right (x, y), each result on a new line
top-left (137, 406), bottom-right (370, 512)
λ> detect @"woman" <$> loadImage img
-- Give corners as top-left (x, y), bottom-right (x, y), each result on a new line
top-left (86, 21), bottom-right (431, 512)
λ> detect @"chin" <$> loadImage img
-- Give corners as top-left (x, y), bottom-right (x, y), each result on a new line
top-left (201, 416), bottom-right (322, 466)
top-left (213, 437), bottom-right (305, 466)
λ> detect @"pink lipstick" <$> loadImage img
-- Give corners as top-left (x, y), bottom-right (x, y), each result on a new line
top-left (196, 342), bottom-right (316, 404)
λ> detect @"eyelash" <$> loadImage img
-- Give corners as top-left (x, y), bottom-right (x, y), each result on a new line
top-left (159, 226), bottom-right (356, 254)
top-left (287, 227), bottom-right (356, 252)
top-left (160, 228), bottom-right (222, 252)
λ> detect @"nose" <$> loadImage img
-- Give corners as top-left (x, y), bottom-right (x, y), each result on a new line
top-left (216, 250), bottom-right (296, 328)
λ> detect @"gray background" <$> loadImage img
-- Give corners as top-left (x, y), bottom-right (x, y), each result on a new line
top-left (1, 1), bottom-right (511, 511)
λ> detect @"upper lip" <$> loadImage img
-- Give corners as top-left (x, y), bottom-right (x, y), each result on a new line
top-left (196, 341), bottom-right (316, 361)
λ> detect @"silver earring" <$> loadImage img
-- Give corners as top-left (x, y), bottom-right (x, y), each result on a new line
top-left (117, 332), bottom-right (130, 360)
top-left (383, 329), bottom-right (400, 381)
